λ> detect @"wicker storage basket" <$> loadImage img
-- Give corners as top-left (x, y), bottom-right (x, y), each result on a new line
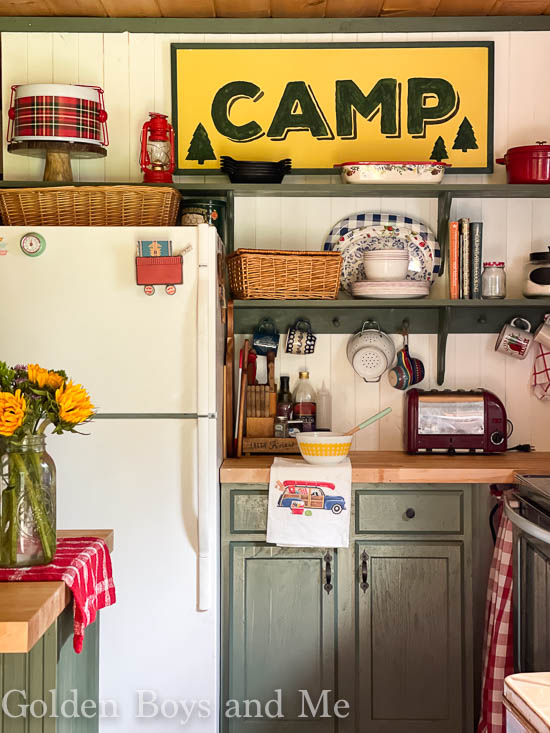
top-left (0, 185), bottom-right (181, 226)
top-left (227, 248), bottom-right (342, 300)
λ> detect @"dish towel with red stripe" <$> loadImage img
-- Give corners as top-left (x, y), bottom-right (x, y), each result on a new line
top-left (532, 342), bottom-right (550, 400)
top-left (477, 493), bottom-right (514, 733)
top-left (0, 536), bottom-right (116, 653)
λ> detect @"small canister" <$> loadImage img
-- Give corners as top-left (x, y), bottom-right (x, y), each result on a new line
top-left (482, 262), bottom-right (506, 299)
top-left (274, 416), bottom-right (289, 438)
top-left (180, 199), bottom-right (226, 242)
top-left (523, 247), bottom-right (550, 298)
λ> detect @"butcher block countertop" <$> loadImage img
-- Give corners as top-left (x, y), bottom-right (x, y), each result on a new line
top-left (0, 529), bottom-right (114, 654)
top-left (220, 451), bottom-right (550, 485)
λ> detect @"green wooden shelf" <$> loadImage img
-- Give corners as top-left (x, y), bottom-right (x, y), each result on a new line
top-left (233, 296), bottom-right (550, 385)
top-left (3, 180), bottom-right (550, 198)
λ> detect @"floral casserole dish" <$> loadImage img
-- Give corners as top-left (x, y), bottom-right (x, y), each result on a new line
top-left (335, 161), bottom-right (451, 184)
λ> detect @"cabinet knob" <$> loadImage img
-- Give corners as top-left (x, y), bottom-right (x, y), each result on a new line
top-left (332, 317), bottom-right (341, 328)
top-left (405, 507), bottom-right (416, 519)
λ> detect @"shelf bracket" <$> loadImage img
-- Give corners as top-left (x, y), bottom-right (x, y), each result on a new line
top-left (437, 191), bottom-right (452, 278)
top-left (437, 306), bottom-right (451, 386)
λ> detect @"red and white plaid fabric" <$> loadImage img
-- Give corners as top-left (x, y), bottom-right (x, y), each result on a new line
top-left (477, 500), bottom-right (514, 733)
top-left (532, 342), bottom-right (550, 400)
top-left (0, 537), bottom-right (116, 653)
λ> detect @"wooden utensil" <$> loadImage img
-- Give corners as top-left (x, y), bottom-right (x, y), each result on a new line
top-left (225, 301), bottom-right (234, 457)
top-left (345, 407), bottom-right (392, 436)
top-left (237, 339), bottom-right (250, 458)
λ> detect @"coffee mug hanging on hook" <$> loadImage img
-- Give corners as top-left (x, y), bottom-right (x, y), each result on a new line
top-left (286, 319), bottom-right (316, 355)
top-left (388, 331), bottom-right (425, 390)
top-left (252, 318), bottom-right (280, 357)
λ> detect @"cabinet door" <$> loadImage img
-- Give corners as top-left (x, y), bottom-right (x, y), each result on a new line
top-left (356, 542), bottom-right (463, 733)
top-left (225, 543), bottom-right (337, 733)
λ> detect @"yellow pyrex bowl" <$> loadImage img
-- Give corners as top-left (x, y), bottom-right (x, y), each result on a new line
top-left (295, 432), bottom-right (353, 465)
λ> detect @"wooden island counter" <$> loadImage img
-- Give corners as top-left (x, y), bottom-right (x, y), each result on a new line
top-left (0, 529), bottom-right (114, 654)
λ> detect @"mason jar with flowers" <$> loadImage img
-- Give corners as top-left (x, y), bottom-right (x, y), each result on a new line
top-left (0, 362), bottom-right (94, 567)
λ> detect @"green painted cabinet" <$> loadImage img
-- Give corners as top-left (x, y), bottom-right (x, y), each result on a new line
top-left (0, 606), bottom-right (100, 733)
top-left (355, 542), bottom-right (464, 733)
top-left (225, 543), bottom-right (337, 733)
top-left (221, 483), bottom-right (474, 733)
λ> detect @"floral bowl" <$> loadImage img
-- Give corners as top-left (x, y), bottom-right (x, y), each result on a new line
top-left (335, 161), bottom-right (451, 184)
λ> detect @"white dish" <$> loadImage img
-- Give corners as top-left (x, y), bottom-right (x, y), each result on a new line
top-left (337, 224), bottom-right (435, 292)
top-left (364, 249), bottom-right (409, 258)
top-left (335, 160), bottom-right (451, 184)
top-left (363, 255), bottom-right (409, 282)
top-left (351, 281), bottom-right (430, 299)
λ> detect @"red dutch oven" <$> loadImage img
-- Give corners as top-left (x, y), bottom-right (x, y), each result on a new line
top-left (497, 141), bottom-right (550, 183)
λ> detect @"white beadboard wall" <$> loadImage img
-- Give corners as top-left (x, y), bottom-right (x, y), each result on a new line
top-left (2, 29), bottom-right (550, 449)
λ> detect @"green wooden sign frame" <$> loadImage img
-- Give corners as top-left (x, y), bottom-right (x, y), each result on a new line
top-left (171, 41), bottom-right (494, 176)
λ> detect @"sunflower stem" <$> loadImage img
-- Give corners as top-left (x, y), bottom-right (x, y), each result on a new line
top-left (11, 452), bottom-right (55, 563)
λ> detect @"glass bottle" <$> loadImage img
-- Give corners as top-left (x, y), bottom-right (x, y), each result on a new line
top-left (276, 376), bottom-right (293, 419)
top-left (316, 381), bottom-right (332, 431)
top-left (482, 262), bottom-right (506, 299)
top-left (0, 436), bottom-right (56, 567)
top-left (292, 371), bottom-right (317, 432)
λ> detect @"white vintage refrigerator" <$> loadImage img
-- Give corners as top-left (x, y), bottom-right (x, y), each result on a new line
top-left (0, 224), bottom-right (224, 731)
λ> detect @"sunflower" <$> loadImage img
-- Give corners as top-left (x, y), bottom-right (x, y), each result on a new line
top-left (28, 363), bottom-right (64, 390)
top-left (27, 363), bottom-right (49, 388)
top-left (0, 389), bottom-right (26, 436)
top-left (45, 371), bottom-right (64, 389)
top-left (55, 381), bottom-right (95, 424)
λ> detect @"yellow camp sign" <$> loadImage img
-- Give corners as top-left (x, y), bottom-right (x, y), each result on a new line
top-left (171, 43), bottom-right (494, 174)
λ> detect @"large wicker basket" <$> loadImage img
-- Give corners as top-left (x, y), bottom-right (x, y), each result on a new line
top-left (227, 248), bottom-right (342, 300)
top-left (0, 185), bottom-right (181, 226)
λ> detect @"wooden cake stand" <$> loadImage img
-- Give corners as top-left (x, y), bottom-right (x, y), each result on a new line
top-left (8, 140), bottom-right (107, 182)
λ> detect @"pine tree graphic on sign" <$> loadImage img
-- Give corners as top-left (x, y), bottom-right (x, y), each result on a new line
top-left (430, 136), bottom-right (449, 162)
top-left (452, 117), bottom-right (478, 153)
top-left (186, 123), bottom-right (216, 165)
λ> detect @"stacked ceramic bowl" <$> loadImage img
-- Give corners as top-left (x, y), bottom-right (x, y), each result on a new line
top-left (363, 249), bottom-right (409, 282)
top-left (352, 247), bottom-right (430, 299)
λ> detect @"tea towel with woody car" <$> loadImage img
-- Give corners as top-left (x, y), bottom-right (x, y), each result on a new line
top-left (266, 457), bottom-right (352, 548)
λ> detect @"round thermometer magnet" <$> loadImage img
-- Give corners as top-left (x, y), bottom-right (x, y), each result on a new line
top-left (20, 232), bottom-right (46, 257)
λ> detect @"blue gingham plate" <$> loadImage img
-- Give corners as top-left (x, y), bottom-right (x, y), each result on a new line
top-left (323, 212), bottom-right (440, 286)
top-left (337, 224), bottom-right (436, 292)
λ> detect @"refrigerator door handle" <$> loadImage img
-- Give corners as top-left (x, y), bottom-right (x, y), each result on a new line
top-left (196, 224), bottom-right (212, 612)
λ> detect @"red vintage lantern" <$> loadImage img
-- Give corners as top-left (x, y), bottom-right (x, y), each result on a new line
top-left (140, 112), bottom-right (175, 183)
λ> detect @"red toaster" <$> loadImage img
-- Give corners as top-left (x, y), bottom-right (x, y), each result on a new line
top-left (406, 388), bottom-right (508, 454)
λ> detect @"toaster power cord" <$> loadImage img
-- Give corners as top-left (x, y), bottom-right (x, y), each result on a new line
top-left (504, 419), bottom-right (534, 451)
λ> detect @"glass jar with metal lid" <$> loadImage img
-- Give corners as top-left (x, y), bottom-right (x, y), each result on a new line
top-left (482, 262), bottom-right (506, 299)
top-left (523, 246), bottom-right (550, 298)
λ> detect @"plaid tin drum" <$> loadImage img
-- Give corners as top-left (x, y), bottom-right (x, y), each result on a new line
top-left (7, 84), bottom-right (108, 146)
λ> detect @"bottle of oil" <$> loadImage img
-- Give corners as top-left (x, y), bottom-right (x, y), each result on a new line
top-left (292, 371), bottom-right (316, 432)
top-left (276, 376), bottom-right (292, 419)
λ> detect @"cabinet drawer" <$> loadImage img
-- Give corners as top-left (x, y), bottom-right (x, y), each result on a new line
top-left (356, 490), bottom-right (463, 534)
top-left (230, 490), bottom-right (268, 534)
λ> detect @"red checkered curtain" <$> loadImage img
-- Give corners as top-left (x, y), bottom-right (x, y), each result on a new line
top-left (477, 493), bottom-right (514, 733)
